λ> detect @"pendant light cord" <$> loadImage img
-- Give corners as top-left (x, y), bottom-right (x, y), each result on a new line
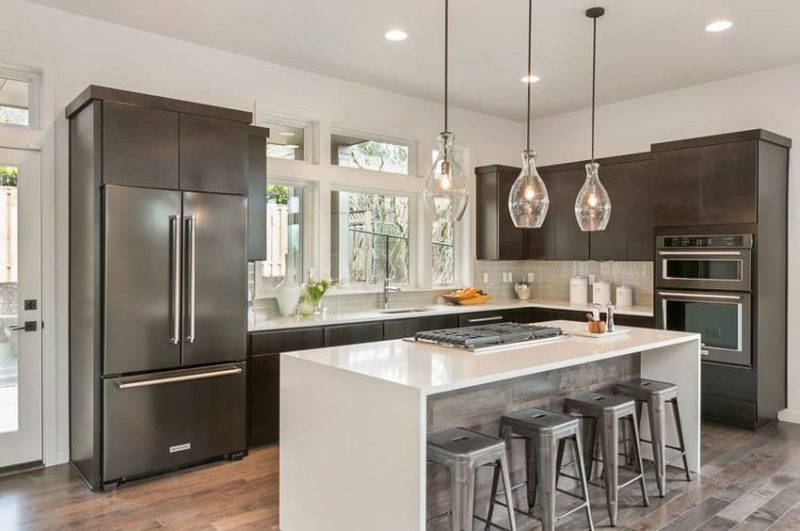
top-left (591, 15), bottom-right (597, 162)
top-left (444, 0), bottom-right (449, 132)
top-left (526, 0), bottom-right (532, 151)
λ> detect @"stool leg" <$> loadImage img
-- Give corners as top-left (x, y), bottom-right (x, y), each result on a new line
top-left (647, 397), bottom-right (667, 497)
top-left (671, 397), bottom-right (692, 482)
top-left (535, 434), bottom-right (558, 531)
top-left (572, 434), bottom-right (595, 531)
top-left (485, 461), bottom-right (500, 531)
top-left (499, 453), bottom-right (518, 531)
top-left (630, 413), bottom-right (650, 509)
top-left (525, 437), bottom-right (537, 513)
top-left (599, 416), bottom-right (619, 527)
top-left (451, 462), bottom-right (475, 531)
top-left (579, 416), bottom-right (597, 482)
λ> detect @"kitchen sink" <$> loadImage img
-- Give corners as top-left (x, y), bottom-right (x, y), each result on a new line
top-left (379, 308), bottom-right (428, 314)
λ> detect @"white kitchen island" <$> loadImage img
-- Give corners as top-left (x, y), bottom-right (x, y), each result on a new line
top-left (279, 321), bottom-right (701, 531)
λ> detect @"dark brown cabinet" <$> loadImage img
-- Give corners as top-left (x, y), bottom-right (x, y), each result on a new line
top-left (553, 168), bottom-right (590, 260)
top-left (615, 315), bottom-right (656, 328)
top-left (475, 165), bottom-right (526, 260)
top-left (179, 113), bottom-right (249, 195)
top-left (524, 171), bottom-right (557, 260)
top-left (626, 159), bottom-right (655, 260)
top-left (383, 314), bottom-right (459, 340)
top-left (458, 310), bottom-right (518, 327)
top-left (102, 101), bottom-right (179, 189)
top-left (249, 353), bottom-right (280, 447)
top-left (247, 132), bottom-right (268, 261)
top-left (324, 322), bottom-right (384, 347)
top-left (652, 131), bottom-right (786, 227)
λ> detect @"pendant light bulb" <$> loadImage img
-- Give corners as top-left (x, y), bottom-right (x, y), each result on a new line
top-left (424, 131), bottom-right (468, 221)
top-left (575, 6), bottom-right (611, 232)
top-left (508, 0), bottom-right (549, 229)
top-left (509, 150), bottom-right (549, 228)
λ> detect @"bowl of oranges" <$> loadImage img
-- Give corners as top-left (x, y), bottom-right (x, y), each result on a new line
top-left (441, 287), bottom-right (492, 306)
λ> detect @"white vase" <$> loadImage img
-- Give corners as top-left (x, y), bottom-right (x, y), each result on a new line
top-left (276, 269), bottom-right (301, 317)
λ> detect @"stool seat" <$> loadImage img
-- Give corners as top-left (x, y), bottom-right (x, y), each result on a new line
top-left (501, 407), bottom-right (580, 437)
top-left (428, 427), bottom-right (505, 463)
top-left (565, 392), bottom-right (635, 416)
top-left (615, 378), bottom-right (678, 402)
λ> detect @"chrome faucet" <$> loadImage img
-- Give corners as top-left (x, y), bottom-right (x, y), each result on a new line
top-left (606, 302), bottom-right (615, 332)
top-left (383, 277), bottom-right (401, 310)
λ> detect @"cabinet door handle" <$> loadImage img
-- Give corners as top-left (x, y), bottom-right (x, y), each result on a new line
top-left (658, 291), bottom-right (741, 301)
top-left (467, 315), bottom-right (504, 323)
top-left (169, 215), bottom-right (181, 345)
top-left (658, 250), bottom-right (742, 256)
top-left (185, 216), bottom-right (196, 344)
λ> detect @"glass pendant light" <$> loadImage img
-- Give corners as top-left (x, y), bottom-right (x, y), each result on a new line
top-left (575, 7), bottom-right (611, 232)
top-left (423, 0), bottom-right (469, 222)
top-left (508, 0), bottom-right (549, 228)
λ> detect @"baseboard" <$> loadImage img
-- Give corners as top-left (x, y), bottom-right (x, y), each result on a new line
top-left (778, 408), bottom-right (800, 424)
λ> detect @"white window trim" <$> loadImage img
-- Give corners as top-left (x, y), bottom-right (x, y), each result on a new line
top-left (330, 125), bottom-right (418, 178)
top-left (330, 184), bottom-right (417, 290)
top-left (0, 64), bottom-right (41, 130)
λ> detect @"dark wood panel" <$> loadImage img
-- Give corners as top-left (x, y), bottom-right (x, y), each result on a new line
top-left (615, 315), bottom-right (655, 328)
top-left (179, 114), bottom-right (249, 194)
top-left (102, 101), bottom-right (179, 189)
top-left (475, 166), bottom-right (525, 260)
top-left (588, 161), bottom-right (629, 261)
top-left (653, 147), bottom-right (703, 227)
top-left (458, 310), bottom-right (517, 327)
top-left (383, 314), bottom-right (459, 340)
top-left (626, 159), bottom-right (655, 260)
top-left (524, 170), bottom-right (556, 259)
top-left (250, 327), bottom-right (324, 356)
top-left (249, 353), bottom-right (279, 447)
top-left (552, 309), bottom-right (586, 322)
top-left (700, 140), bottom-right (758, 225)
top-left (526, 307), bottom-right (556, 323)
top-left (323, 322), bottom-right (384, 347)
top-left (247, 132), bottom-right (268, 261)
top-left (554, 168), bottom-right (589, 260)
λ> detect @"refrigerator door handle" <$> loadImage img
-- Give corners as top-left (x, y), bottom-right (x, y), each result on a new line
top-left (169, 215), bottom-right (181, 345)
top-left (115, 366), bottom-right (243, 389)
top-left (185, 216), bottom-right (196, 343)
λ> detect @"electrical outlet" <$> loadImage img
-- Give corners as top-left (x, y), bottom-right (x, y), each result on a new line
top-left (483, 272), bottom-right (489, 284)
top-left (527, 272), bottom-right (534, 283)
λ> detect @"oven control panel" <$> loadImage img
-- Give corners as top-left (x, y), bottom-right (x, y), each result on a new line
top-left (659, 234), bottom-right (753, 249)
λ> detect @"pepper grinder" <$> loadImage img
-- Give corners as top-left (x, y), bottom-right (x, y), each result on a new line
top-left (606, 302), bottom-right (615, 332)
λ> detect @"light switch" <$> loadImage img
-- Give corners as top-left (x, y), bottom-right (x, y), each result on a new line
top-left (483, 272), bottom-right (489, 284)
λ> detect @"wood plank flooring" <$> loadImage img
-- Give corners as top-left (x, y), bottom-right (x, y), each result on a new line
top-left (1, 421), bottom-right (800, 530)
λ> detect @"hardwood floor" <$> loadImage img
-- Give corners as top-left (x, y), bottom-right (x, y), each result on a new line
top-left (1, 422), bottom-right (800, 530)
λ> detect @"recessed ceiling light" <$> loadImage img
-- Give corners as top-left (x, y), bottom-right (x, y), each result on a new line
top-left (384, 29), bottom-right (408, 41)
top-left (705, 19), bottom-right (733, 32)
top-left (520, 75), bottom-right (541, 83)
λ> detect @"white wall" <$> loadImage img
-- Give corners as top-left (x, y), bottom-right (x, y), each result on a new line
top-left (0, 0), bottom-right (524, 465)
top-left (530, 62), bottom-right (800, 424)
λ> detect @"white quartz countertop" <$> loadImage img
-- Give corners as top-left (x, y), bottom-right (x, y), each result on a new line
top-left (248, 298), bottom-right (654, 332)
top-left (282, 320), bottom-right (698, 395)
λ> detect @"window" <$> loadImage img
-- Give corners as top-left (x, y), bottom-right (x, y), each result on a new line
top-left (255, 182), bottom-right (305, 293)
top-left (0, 76), bottom-right (31, 127)
top-left (432, 198), bottom-right (455, 284)
top-left (331, 130), bottom-right (412, 175)
top-left (330, 190), bottom-right (410, 286)
top-left (266, 123), bottom-right (305, 161)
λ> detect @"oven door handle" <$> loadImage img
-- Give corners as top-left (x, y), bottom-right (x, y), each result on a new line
top-left (658, 291), bottom-right (742, 301)
top-left (657, 250), bottom-right (743, 257)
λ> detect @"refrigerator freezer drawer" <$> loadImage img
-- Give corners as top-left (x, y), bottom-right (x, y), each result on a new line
top-left (103, 363), bottom-right (246, 484)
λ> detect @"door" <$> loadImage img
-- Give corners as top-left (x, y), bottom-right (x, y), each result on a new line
top-left (653, 148), bottom-right (703, 227)
top-left (179, 114), bottom-right (248, 194)
top-left (554, 168), bottom-right (589, 260)
top-left (104, 185), bottom-right (182, 375)
top-left (181, 192), bottom-right (247, 366)
top-left (0, 149), bottom-right (42, 468)
top-left (588, 162), bottom-right (628, 260)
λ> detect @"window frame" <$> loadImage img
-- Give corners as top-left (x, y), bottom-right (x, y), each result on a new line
top-left (330, 126), bottom-right (417, 177)
top-left (258, 111), bottom-right (315, 164)
top-left (0, 65), bottom-right (40, 130)
top-left (329, 184), bottom-right (417, 290)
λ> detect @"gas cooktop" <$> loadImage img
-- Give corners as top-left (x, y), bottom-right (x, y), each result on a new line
top-left (411, 323), bottom-right (565, 352)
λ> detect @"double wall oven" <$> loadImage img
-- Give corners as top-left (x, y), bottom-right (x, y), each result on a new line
top-left (655, 234), bottom-right (753, 367)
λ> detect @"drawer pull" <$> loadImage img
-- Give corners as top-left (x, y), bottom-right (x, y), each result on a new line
top-left (701, 349), bottom-right (710, 357)
top-left (116, 367), bottom-right (242, 389)
top-left (466, 315), bottom-right (504, 323)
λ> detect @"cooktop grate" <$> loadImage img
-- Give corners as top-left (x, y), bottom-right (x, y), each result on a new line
top-left (414, 322), bottom-right (563, 349)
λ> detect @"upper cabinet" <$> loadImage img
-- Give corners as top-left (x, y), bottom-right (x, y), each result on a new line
top-left (102, 101), bottom-right (180, 189)
top-left (652, 130), bottom-right (791, 227)
top-left (552, 166), bottom-right (590, 260)
top-left (475, 165), bottom-right (526, 260)
top-left (179, 113), bottom-right (249, 194)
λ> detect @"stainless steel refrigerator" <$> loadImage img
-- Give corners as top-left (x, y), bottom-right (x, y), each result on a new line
top-left (68, 86), bottom-right (268, 490)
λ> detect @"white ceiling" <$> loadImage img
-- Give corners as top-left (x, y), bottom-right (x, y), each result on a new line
top-left (30, 0), bottom-right (800, 121)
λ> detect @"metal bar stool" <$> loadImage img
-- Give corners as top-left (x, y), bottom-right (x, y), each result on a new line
top-left (615, 378), bottom-right (692, 497)
top-left (427, 427), bottom-right (518, 531)
top-left (564, 393), bottom-right (649, 526)
top-left (486, 407), bottom-right (594, 531)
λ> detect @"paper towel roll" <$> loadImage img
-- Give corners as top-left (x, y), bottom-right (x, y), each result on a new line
top-left (616, 285), bottom-right (633, 308)
top-left (592, 281), bottom-right (611, 306)
top-left (570, 277), bottom-right (588, 305)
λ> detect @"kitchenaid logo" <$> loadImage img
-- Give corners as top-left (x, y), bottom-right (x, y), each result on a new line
top-left (169, 442), bottom-right (192, 453)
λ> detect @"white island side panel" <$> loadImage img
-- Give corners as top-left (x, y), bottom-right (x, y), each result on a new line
top-left (280, 356), bottom-right (426, 531)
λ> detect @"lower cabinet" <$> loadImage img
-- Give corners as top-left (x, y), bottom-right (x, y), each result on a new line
top-left (249, 353), bottom-right (280, 447)
top-left (384, 314), bottom-right (459, 340)
top-left (324, 322), bottom-right (384, 347)
top-left (458, 310), bottom-right (518, 327)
